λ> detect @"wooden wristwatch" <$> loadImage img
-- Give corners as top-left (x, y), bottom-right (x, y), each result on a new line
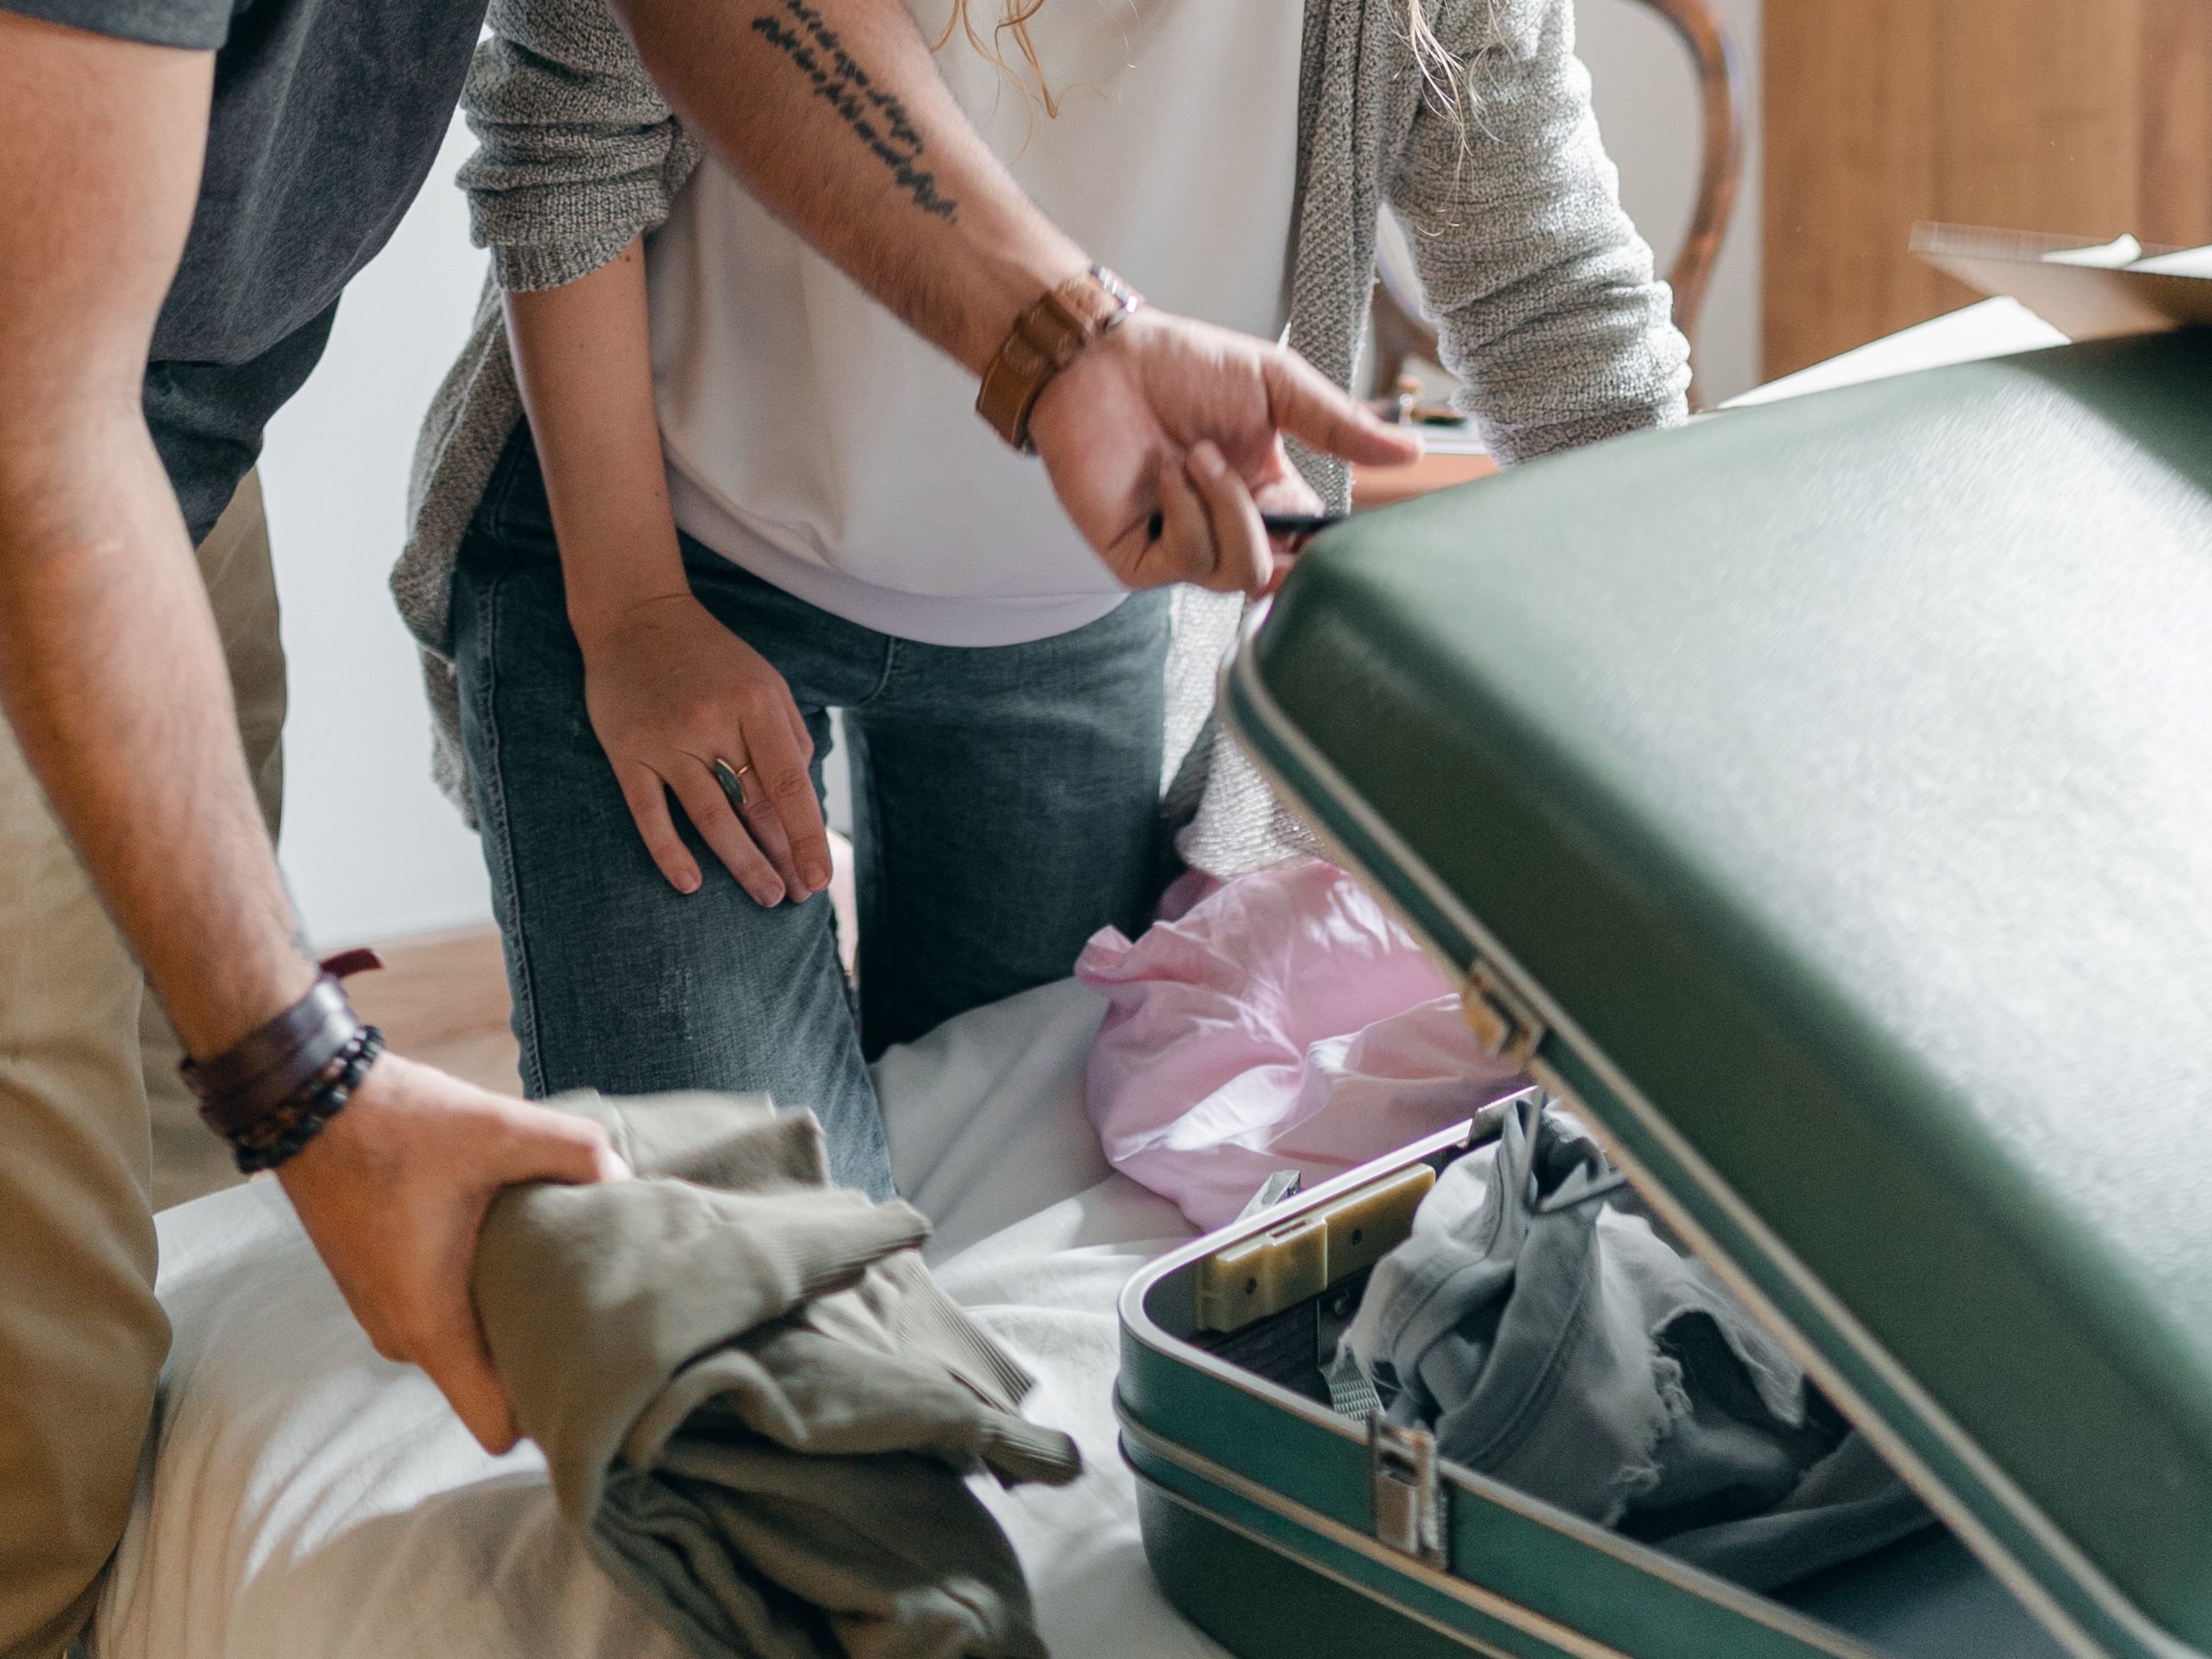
top-left (976, 264), bottom-right (1145, 453)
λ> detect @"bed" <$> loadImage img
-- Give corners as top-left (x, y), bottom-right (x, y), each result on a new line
top-left (90, 976), bottom-right (1226, 1659)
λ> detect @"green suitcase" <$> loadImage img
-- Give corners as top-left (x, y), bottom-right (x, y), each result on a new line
top-left (1118, 329), bottom-right (2212, 1659)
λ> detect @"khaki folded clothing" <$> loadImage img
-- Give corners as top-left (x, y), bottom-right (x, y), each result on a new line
top-left (473, 1092), bottom-right (1081, 1659)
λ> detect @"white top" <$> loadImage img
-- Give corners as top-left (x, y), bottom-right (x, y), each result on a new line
top-left (647, 0), bottom-right (1304, 645)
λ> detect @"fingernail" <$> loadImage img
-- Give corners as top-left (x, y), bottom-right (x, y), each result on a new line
top-left (1190, 441), bottom-right (1226, 480)
top-left (804, 859), bottom-right (832, 890)
top-left (678, 873), bottom-right (701, 896)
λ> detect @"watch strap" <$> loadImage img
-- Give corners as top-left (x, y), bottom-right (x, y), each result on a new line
top-left (976, 264), bottom-right (1144, 453)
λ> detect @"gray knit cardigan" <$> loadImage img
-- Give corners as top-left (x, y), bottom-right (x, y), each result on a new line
top-left (395, 0), bottom-right (1690, 875)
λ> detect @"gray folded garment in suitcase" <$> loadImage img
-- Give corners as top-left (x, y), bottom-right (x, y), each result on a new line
top-left (1344, 1094), bottom-right (1929, 1591)
top-left (471, 1091), bottom-right (1082, 1659)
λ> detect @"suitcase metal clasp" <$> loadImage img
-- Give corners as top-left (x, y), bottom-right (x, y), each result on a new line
top-left (1462, 958), bottom-right (1546, 1067)
top-left (1367, 1414), bottom-right (1447, 1569)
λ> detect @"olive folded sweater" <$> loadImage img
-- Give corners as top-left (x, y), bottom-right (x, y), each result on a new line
top-left (472, 1092), bottom-right (1080, 1659)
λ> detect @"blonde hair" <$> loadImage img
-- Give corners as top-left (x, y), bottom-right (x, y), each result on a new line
top-left (1406, 4), bottom-right (1467, 121)
top-left (937, 1), bottom-right (1467, 127)
top-left (936, 0), bottom-right (1061, 119)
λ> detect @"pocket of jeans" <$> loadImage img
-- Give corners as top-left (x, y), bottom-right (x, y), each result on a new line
top-left (478, 424), bottom-right (560, 553)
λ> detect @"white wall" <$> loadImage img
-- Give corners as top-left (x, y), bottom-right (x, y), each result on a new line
top-left (266, 114), bottom-right (495, 949)
top-left (269, 8), bottom-right (1766, 948)
top-left (1575, 0), bottom-right (1763, 403)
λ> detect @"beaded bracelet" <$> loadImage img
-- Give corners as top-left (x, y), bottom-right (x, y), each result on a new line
top-left (181, 950), bottom-right (385, 1174)
top-left (224, 1023), bottom-right (387, 1174)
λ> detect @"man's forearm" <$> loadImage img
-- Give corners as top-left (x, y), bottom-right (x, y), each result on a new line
top-left (613, 0), bottom-right (1083, 376)
top-left (0, 426), bottom-right (314, 1058)
top-left (609, 0), bottom-right (1418, 592)
top-left (0, 19), bottom-right (311, 1063)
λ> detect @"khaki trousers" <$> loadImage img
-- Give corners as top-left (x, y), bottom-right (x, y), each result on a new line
top-left (0, 474), bottom-right (283, 1659)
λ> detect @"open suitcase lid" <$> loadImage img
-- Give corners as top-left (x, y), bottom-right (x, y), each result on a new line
top-left (1224, 331), bottom-right (2212, 1659)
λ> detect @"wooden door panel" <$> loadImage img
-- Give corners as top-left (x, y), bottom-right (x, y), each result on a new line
top-left (1932, 1), bottom-right (2139, 234)
top-left (2139, 2), bottom-right (2212, 249)
top-left (1763, 0), bottom-right (1941, 377)
top-left (1763, 0), bottom-right (2212, 379)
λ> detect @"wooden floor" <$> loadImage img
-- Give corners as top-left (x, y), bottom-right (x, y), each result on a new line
top-left (346, 925), bottom-right (523, 1094)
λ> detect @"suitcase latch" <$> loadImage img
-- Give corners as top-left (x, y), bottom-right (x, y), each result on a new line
top-left (1462, 958), bottom-right (1546, 1068)
top-left (1368, 1414), bottom-right (1447, 1568)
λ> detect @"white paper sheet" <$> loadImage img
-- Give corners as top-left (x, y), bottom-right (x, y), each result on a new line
top-left (1722, 297), bottom-right (2069, 409)
top-left (2131, 243), bottom-right (2212, 279)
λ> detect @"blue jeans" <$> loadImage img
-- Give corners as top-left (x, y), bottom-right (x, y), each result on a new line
top-left (451, 432), bottom-right (1170, 1198)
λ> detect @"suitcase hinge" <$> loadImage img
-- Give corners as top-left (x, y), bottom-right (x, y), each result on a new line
top-left (1462, 958), bottom-right (1546, 1068)
top-left (1367, 1413), bottom-right (1447, 1568)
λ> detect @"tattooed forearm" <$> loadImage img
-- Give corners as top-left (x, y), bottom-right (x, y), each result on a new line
top-left (751, 0), bottom-right (959, 222)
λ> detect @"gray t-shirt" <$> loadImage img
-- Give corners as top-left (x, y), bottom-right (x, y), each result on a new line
top-left (3, 0), bottom-right (484, 540)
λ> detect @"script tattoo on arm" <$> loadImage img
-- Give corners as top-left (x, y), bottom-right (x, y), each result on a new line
top-left (751, 0), bottom-right (960, 222)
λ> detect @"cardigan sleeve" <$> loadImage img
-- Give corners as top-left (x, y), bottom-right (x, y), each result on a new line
top-left (457, 0), bottom-right (702, 292)
top-left (1385, 0), bottom-right (1690, 464)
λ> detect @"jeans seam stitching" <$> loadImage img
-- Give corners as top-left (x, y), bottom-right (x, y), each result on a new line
top-left (855, 637), bottom-right (896, 708)
top-left (470, 549), bottom-right (547, 1097)
top-left (485, 421), bottom-right (526, 544)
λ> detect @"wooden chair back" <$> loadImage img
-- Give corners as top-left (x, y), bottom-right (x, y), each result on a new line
top-left (1371, 0), bottom-right (1746, 408)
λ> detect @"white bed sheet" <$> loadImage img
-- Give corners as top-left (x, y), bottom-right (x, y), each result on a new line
top-left (91, 977), bottom-right (1220, 1659)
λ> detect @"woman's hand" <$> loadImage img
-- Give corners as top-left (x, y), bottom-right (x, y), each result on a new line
top-left (498, 243), bottom-right (826, 907)
top-left (1028, 308), bottom-right (1421, 595)
top-left (577, 593), bottom-right (830, 905)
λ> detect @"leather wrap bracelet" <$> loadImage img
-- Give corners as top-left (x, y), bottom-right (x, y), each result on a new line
top-left (181, 949), bottom-right (386, 1174)
top-left (975, 264), bottom-right (1145, 453)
